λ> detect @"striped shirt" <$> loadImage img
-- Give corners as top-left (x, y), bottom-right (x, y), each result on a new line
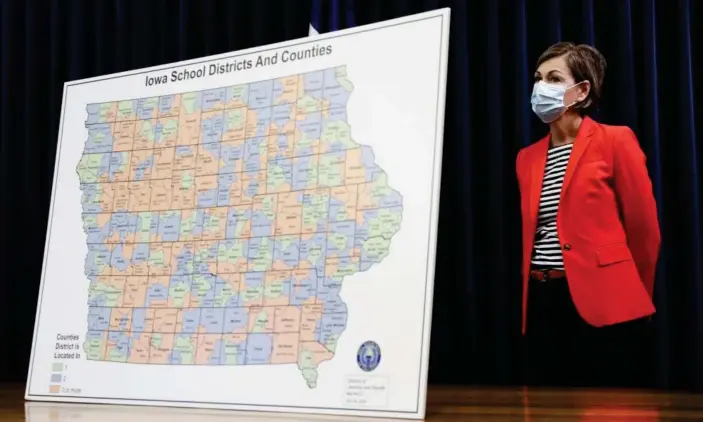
top-left (530, 143), bottom-right (573, 270)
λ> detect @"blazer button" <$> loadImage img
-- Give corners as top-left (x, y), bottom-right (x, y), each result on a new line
top-left (563, 243), bottom-right (572, 251)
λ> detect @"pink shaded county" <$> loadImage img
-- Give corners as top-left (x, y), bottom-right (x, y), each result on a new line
top-left (149, 179), bottom-right (172, 211)
top-left (177, 93), bottom-right (202, 146)
top-left (122, 276), bottom-right (148, 307)
top-left (171, 170), bottom-right (196, 210)
top-left (111, 182), bottom-right (129, 212)
top-left (109, 308), bottom-right (132, 331)
top-left (271, 333), bottom-right (300, 364)
top-left (112, 121), bottom-right (135, 152)
top-left (173, 146), bottom-right (197, 170)
top-left (149, 333), bottom-right (175, 363)
top-left (153, 309), bottom-right (178, 333)
top-left (128, 332), bottom-right (152, 363)
top-left (275, 192), bottom-right (303, 236)
top-left (344, 148), bottom-right (366, 185)
top-left (331, 185), bottom-right (358, 222)
top-left (274, 305), bottom-right (301, 333)
top-left (153, 147), bottom-right (175, 180)
top-left (128, 181), bottom-right (151, 212)
top-left (196, 334), bottom-right (223, 364)
top-left (274, 76), bottom-right (299, 105)
top-left (196, 143), bottom-right (221, 176)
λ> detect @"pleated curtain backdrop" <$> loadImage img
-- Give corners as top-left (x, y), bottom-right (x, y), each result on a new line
top-left (1, 0), bottom-right (702, 393)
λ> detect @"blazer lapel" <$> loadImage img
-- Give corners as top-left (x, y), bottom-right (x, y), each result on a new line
top-left (529, 137), bottom-right (550, 225)
top-left (560, 116), bottom-right (595, 200)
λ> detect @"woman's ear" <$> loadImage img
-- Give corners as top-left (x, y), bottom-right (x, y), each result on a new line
top-left (575, 80), bottom-right (591, 103)
top-left (565, 80), bottom-right (590, 106)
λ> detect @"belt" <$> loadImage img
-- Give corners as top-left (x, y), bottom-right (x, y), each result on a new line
top-left (530, 269), bottom-right (566, 281)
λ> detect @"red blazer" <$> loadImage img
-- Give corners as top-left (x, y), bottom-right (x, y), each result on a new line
top-left (516, 116), bottom-right (661, 334)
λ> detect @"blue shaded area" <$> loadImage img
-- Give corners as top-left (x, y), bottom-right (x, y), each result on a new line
top-left (84, 244), bottom-right (111, 278)
top-left (248, 80), bottom-right (274, 108)
top-left (106, 331), bottom-right (130, 359)
top-left (302, 71), bottom-right (323, 99)
top-left (225, 207), bottom-right (252, 239)
top-left (299, 233), bottom-right (327, 270)
top-left (271, 103), bottom-right (295, 134)
top-left (248, 107), bottom-right (272, 138)
top-left (290, 269), bottom-right (317, 306)
top-left (322, 68), bottom-right (351, 109)
top-left (202, 87), bottom-right (226, 112)
top-left (180, 307), bottom-right (201, 333)
top-left (216, 173), bottom-right (236, 206)
top-left (144, 280), bottom-right (169, 307)
top-left (84, 124), bottom-right (114, 153)
top-left (109, 212), bottom-right (138, 243)
top-left (223, 307), bottom-right (249, 332)
top-left (109, 152), bottom-right (129, 181)
top-left (200, 308), bottom-right (225, 333)
top-left (200, 111), bottom-right (224, 144)
top-left (136, 98), bottom-right (159, 119)
top-left (245, 333), bottom-right (273, 364)
top-left (82, 213), bottom-right (111, 243)
top-left (109, 244), bottom-right (131, 273)
top-left (191, 274), bottom-right (217, 307)
top-left (320, 311), bottom-right (348, 346)
top-left (316, 276), bottom-right (346, 313)
top-left (273, 236), bottom-right (300, 268)
top-left (87, 307), bottom-right (111, 330)
top-left (158, 94), bottom-right (179, 115)
top-left (243, 137), bottom-right (266, 173)
top-left (172, 244), bottom-right (194, 275)
top-left (132, 308), bottom-right (152, 332)
top-left (219, 141), bottom-right (244, 174)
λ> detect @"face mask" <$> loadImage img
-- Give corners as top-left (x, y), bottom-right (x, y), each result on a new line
top-left (530, 81), bottom-right (581, 123)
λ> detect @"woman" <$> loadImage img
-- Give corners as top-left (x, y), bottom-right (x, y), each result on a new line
top-left (516, 42), bottom-right (661, 388)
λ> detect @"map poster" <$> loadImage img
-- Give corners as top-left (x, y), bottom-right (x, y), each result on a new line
top-left (25, 8), bottom-right (450, 420)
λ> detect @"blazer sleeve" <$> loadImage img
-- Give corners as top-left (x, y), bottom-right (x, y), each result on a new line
top-left (612, 127), bottom-right (661, 297)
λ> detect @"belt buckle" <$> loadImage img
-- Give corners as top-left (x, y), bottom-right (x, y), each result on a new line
top-left (540, 269), bottom-right (549, 282)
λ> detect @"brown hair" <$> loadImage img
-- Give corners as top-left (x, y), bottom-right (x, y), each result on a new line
top-left (536, 42), bottom-right (607, 114)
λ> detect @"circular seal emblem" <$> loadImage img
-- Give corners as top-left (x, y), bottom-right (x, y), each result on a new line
top-left (356, 341), bottom-right (381, 372)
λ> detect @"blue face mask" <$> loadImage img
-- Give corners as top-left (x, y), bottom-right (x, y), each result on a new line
top-left (530, 81), bottom-right (581, 123)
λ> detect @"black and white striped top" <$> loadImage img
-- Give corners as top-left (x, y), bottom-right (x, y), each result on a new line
top-left (530, 143), bottom-right (573, 270)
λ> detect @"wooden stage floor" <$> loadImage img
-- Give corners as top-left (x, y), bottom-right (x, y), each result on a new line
top-left (2, 384), bottom-right (703, 421)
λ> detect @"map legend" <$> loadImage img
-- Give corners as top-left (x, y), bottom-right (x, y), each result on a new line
top-left (49, 362), bottom-right (63, 393)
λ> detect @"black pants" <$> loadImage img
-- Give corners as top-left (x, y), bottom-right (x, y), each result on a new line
top-left (523, 276), bottom-right (654, 388)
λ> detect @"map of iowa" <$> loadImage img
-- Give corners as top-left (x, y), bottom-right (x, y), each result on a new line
top-left (76, 66), bottom-right (403, 388)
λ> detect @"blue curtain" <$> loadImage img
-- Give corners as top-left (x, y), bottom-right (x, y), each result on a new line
top-left (311, 0), bottom-right (703, 391)
top-left (1, 0), bottom-right (702, 392)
